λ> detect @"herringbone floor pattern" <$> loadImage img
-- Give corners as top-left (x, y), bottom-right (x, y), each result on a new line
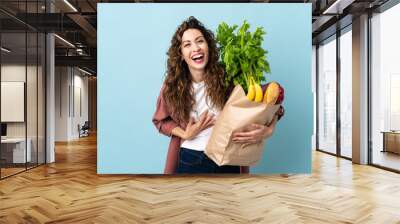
top-left (1, 134), bottom-right (400, 223)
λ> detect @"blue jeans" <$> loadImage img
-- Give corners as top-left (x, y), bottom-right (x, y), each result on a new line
top-left (176, 147), bottom-right (240, 174)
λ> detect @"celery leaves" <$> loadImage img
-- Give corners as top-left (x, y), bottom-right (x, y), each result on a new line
top-left (216, 21), bottom-right (270, 92)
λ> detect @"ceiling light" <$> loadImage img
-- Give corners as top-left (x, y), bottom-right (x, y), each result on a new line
top-left (78, 67), bottom-right (93, 76)
top-left (1, 47), bottom-right (11, 53)
top-left (54, 34), bottom-right (75, 48)
top-left (63, 0), bottom-right (78, 12)
top-left (76, 48), bottom-right (85, 55)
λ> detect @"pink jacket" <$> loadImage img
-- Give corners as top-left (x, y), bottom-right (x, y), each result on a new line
top-left (152, 84), bottom-right (284, 174)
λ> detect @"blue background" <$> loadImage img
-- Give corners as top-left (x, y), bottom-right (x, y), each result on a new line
top-left (98, 3), bottom-right (312, 174)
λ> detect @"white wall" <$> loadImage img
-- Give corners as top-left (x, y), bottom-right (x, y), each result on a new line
top-left (55, 66), bottom-right (69, 141)
top-left (1, 65), bottom-right (41, 137)
top-left (55, 67), bottom-right (89, 141)
top-left (1, 65), bottom-right (26, 134)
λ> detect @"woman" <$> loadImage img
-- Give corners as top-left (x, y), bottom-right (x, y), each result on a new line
top-left (153, 16), bottom-right (283, 174)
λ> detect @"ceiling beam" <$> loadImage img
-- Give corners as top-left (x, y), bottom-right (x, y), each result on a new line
top-left (55, 55), bottom-right (96, 71)
top-left (67, 13), bottom-right (97, 46)
top-left (322, 0), bottom-right (356, 14)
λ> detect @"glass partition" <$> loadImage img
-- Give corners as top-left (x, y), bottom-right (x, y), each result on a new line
top-left (1, 31), bottom-right (28, 177)
top-left (27, 30), bottom-right (38, 169)
top-left (0, 1), bottom-right (46, 179)
top-left (38, 32), bottom-right (45, 165)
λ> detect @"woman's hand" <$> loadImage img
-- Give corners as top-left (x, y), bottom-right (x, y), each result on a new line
top-left (231, 115), bottom-right (278, 144)
top-left (184, 110), bottom-right (215, 140)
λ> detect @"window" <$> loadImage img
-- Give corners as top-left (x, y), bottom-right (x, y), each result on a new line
top-left (318, 35), bottom-right (337, 155)
top-left (340, 27), bottom-right (352, 158)
top-left (371, 3), bottom-right (400, 171)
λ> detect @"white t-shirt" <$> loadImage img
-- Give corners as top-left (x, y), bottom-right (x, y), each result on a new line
top-left (181, 81), bottom-right (220, 151)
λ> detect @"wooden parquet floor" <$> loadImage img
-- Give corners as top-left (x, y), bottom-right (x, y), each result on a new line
top-left (1, 134), bottom-right (400, 224)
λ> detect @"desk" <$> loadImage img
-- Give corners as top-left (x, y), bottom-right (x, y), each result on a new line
top-left (381, 131), bottom-right (400, 154)
top-left (1, 138), bottom-right (31, 163)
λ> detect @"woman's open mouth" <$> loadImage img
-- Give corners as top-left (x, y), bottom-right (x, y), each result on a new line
top-left (191, 53), bottom-right (205, 64)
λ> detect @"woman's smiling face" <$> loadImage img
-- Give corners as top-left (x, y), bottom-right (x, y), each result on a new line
top-left (180, 28), bottom-right (209, 74)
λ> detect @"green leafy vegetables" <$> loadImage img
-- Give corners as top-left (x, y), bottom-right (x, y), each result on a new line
top-left (216, 21), bottom-right (271, 92)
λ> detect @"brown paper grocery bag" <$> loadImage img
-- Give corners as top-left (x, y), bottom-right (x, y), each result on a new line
top-left (205, 85), bottom-right (281, 166)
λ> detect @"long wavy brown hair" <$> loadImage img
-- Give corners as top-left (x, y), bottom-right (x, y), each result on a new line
top-left (163, 16), bottom-right (227, 123)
